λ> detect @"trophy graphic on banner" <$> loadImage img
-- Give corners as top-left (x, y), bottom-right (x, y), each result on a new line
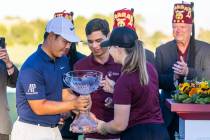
top-left (63, 70), bottom-right (103, 133)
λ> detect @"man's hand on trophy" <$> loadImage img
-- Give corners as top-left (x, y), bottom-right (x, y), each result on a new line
top-left (74, 95), bottom-right (90, 111)
top-left (100, 75), bottom-right (115, 93)
top-left (86, 95), bottom-right (92, 111)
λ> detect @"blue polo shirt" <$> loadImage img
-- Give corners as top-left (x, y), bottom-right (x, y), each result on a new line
top-left (16, 45), bottom-right (70, 126)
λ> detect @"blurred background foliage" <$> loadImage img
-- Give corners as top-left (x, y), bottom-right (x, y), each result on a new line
top-left (0, 14), bottom-right (210, 65)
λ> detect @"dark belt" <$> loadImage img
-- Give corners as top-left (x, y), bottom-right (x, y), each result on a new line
top-left (18, 117), bottom-right (59, 128)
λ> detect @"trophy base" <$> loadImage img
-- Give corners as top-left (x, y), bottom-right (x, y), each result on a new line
top-left (70, 113), bottom-right (97, 134)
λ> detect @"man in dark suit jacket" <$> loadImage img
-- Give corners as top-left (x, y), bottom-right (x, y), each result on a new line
top-left (0, 44), bottom-right (18, 140)
top-left (155, 2), bottom-right (210, 140)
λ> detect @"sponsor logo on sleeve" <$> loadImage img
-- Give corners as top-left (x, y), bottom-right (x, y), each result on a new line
top-left (26, 84), bottom-right (38, 95)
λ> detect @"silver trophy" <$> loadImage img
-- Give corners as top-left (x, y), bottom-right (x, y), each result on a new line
top-left (63, 70), bottom-right (103, 133)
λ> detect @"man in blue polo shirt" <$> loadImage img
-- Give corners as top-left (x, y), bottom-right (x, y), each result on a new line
top-left (11, 17), bottom-right (90, 140)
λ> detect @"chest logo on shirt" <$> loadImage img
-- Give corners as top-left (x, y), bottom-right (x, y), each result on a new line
top-left (107, 71), bottom-right (120, 78)
top-left (26, 84), bottom-right (38, 95)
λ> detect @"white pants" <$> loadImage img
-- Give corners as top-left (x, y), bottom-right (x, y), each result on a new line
top-left (11, 120), bottom-right (62, 140)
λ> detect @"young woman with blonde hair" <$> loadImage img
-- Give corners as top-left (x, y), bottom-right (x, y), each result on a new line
top-left (96, 27), bottom-right (169, 140)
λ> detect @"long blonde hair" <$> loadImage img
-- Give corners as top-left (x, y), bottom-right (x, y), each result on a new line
top-left (122, 40), bottom-right (149, 85)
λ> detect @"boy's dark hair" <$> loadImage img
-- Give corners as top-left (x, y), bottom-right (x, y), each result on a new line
top-left (67, 43), bottom-right (78, 68)
top-left (85, 18), bottom-right (110, 36)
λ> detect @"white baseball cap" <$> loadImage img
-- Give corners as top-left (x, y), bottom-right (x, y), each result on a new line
top-left (46, 17), bottom-right (80, 42)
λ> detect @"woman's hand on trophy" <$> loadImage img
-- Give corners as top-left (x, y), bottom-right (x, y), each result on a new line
top-left (96, 119), bottom-right (107, 135)
top-left (88, 112), bottom-right (107, 135)
top-left (100, 75), bottom-right (115, 93)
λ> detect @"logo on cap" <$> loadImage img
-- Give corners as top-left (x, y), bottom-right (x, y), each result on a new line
top-left (70, 27), bottom-right (74, 31)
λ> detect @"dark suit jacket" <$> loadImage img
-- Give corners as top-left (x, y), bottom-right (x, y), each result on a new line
top-left (0, 60), bottom-right (18, 135)
top-left (155, 39), bottom-right (210, 93)
top-left (145, 49), bottom-right (155, 66)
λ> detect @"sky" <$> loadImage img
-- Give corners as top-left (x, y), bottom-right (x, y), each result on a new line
top-left (0, 0), bottom-right (210, 35)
